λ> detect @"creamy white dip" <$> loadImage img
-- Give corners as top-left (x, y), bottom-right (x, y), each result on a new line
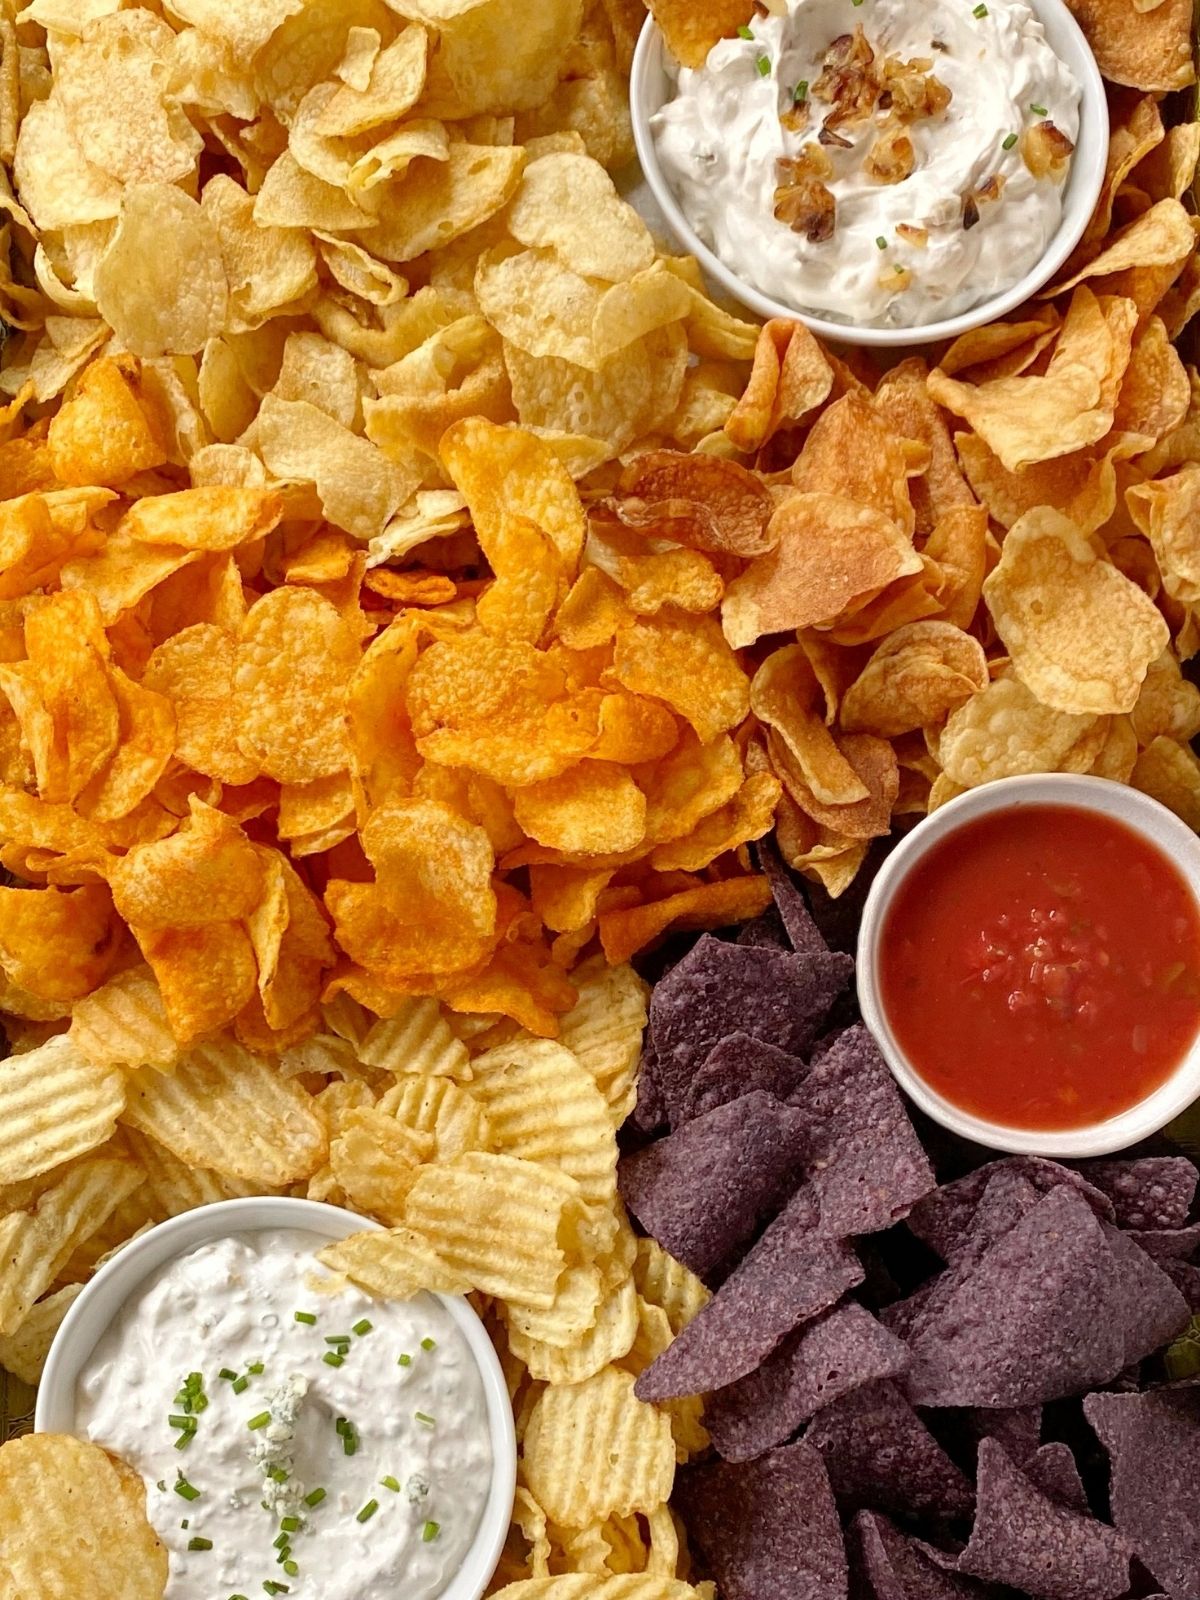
top-left (654, 0), bottom-right (1081, 326)
top-left (74, 1231), bottom-right (493, 1600)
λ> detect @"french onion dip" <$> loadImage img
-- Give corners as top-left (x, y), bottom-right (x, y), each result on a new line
top-left (653, 0), bottom-right (1081, 326)
top-left (74, 1230), bottom-right (492, 1600)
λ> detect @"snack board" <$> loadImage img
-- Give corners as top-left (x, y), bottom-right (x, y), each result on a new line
top-left (0, 0), bottom-right (1199, 1596)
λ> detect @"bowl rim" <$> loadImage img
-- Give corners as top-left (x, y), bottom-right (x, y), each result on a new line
top-left (35, 1195), bottom-right (517, 1600)
top-left (629, 1), bottom-right (1110, 348)
top-left (856, 774), bottom-right (1200, 1157)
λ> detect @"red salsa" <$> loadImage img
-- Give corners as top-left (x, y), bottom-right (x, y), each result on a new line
top-left (879, 805), bottom-right (1200, 1130)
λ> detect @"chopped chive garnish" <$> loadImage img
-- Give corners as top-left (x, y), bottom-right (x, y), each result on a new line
top-left (274, 1533), bottom-right (290, 1551)
top-left (1030, 103), bottom-right (1047, 115)
top-left (356, 1499), bottom-right (379, 1524)
top-left (294, 1311), bottom-right (317, 1326)
top-left (247, 1412), bottom-right (271, 1431)
top-left (323, 1352), bottom-right (344, 1368)
top-left (169, 1415), bottom-right (197, 1430)
top-left (187, 1537), bottom-right (213, 1552)
top-left (181, 1519), bottom-right (189, 1530)
top-left (737, 22), bottom-right (754, 37)
top-left (415, 1411), bottom-right (435, 1428)
top-left (420, 1337), bottom-right (436, 1352)
top-left (325, 1335), bottom-right (351, 1348)
top-left (353, 1319), bottom-right (373, 1337)
top-left (1002, 132), bottom-right (1018, 149)
top-left (230, 1595), bottom-right (249, 1600)
top-left (851, 1), bottom-right (864, 8)
top-left (397, 1353), bottom-right (412, 1367)
top-left (973, 3), bottom-right (987, 13)
top-left (755, 54), bottom-right (770, 76)
top-left (794, 80), bottom-right (808, 102)
top-left (263, 1586), bottom-right (290, 1597)
top-left (423, 1521), bottom-right (441, 1543)
top-left (876, 236), bottom-right (887, 249)
top-left (276, 1548), bottom-right (291, 1565)
top-left (174, 1476), bottom-right (200, 1502)
top-left (174, 1433), bottom-right (194, 1451)
top-left (219, 1368), bottom-right (238, 1382)
top-left (304, 1488), bottom-right (327, 1507)
top-left (231, 1376), bottom-right (249, 1394)
top-left (283, 1563), bottom-right (299, 1579)
top-left (247, 1362), bottom-right (264, 1375)
top-left (281, 1516), bottom-right (301, 1533)
top-left (335, 1417), bottom-right (350, 1434)
top-left (381, 1476), bottom-right (401, 1493)
top-left (267, 1466), bottom-right (289, 1484)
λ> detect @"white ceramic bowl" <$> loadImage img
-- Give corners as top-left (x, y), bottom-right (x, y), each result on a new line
top-left (857, 775), bottom-right (1200, 1157)
top-left (36, 1196), bottom-right (517, 1600)
top-left (630, 6), bottom-right (1109, 349)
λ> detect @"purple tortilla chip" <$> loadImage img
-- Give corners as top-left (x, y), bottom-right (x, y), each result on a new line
top-left (1102, 1226), bottom-right (1191, 1362)
top-left (849, 1512), bottom-right (1001, 1600)
top-left (879, 1278), bottom-right (939, 1342)
top-left (631, 1038), bottom-right (666, 1134)
top-left (675, 1440), bottom-right (848, 1600)
top-left (789, 1025), bottom-right (935, 1237)
top-left (618, 1090), bottom-right (806, 1277)
top-left (1085, 1384), bottom-right (1200, 1600)
top-left (684, 1032), bottom-right (810, 1122)
top-left (962, 1406), bottom-right (1043, 1468)
top-left (907, 1158), bottom-right (1114, 1264)
top-left (1023, 1442), bottom-right (1089, 1515)
top-left (1077, 1157), bottom-right (1198, 1232)
top-left (952, 1439), bottom-right (1132, 1600)
top-left (905, 1188), bottom-right (1181, 1409)
top-left (1123, 1222), bottom-right (1200, 1261)
top-left (634, 1187), bottom-right (863, 1401)
top-left (647, 935), bottom-right (852, 1125)
top-left (804, 1378), bottom-right (975, 1524)
top-left (1164, 1260), bottom-right (1200, 1310)
top-left (737, 906), bottom-right (790, 948)
top-left (706, 1301), bottom-right (911, 1462)
top-left (758, 838), bottom-right (829, 955)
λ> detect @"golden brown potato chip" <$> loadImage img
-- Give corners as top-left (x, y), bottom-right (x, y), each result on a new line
top-left (392, 0), bottom-right (580, 118)
top-left (841, 622), bottom-right (990, 737)
top-left (143, 624), bottom-right (261, 786)
top-left (46, 356), bottom-right (167, 488)
top-left (0, 1283), bottom-right (82, 1386)
top-left (1126, 464), bottom-right (1200, 605)
top-left (769, 729), bottom-right (899, 841)
top-left (0, 1034), bottom-right (125, 1186)
top-left (724, 318), bottom-right (834, 453)
top-left (938, 676), bottom-right (1100, 788)
top-left (1131, 652), bottom-right (1200, 747)
top-left (648, 771), bottom-right (781, 873)
top-left (983, 507), bottom-right (1169, 713)
top-left (108, 799), bottom-right (264, 928)
top-left (0, 1433), bottom-right (168, 1599)
top-left (1063, 0), bottom-right (1193, 92)
top-left (135, 920), bottom-right (259, 1045)
top-left (1130, 735), bottom-right (1200, 828)
top-left (609, 452), bottom-right (775, 559)
top-left (514, 763), bottom-right (647, 855)
top-left (956, 434), bottom-right (1117, 536)
top-left (750, 644), bottom-right (869, 805)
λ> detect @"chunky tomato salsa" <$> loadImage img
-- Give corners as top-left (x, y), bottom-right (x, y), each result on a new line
top-left (879, 805), bottom-right (1200, 1130)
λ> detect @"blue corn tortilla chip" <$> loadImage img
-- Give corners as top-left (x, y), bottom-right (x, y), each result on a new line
top-left (1164, 1260), bottom-right (1200, 1310)
top-left (789, 1025), bottom-right (935, 1237)
top-left (949, 1438), bottom-right (1132, 1600)
top-left (618, 1089), bottom-right (806, 1277)
top-left (737, 906), bottom-right (790, 948)
top-left (905, 1188), bottom-right (1186, 1409)
top-left (634, 1187), bottom-right (863, 1401)
top-left (1102, 1226), bottom-right (1191, 1363)
top-left (849, 1512), bottom-right (1000, 1600)
top-left (758, 838), bottom-right (830, 955)
top-left (1078, 1157), bottom-right (1198, 1232)
top-left (804, 1378), bottom-right (975, 1525)
top-left (706, 1300), bottom-right (911, 1462)
top-left (1085, 1384), bottom-right (1200, 1600)
top-left (907, 1158), bottom-right (1114, 1264)
top-left (675, 1440), bottom-right (848, 1600)
top-left (962, 1406), bottom-right (1043, 1468)
top-left (647, 935), bottom-right (853, 1125)
top-left (1123, 1222), bottom-right (1200, 1261)
top-left (684, 1032), bottom-right (810, 1122)
top-left (1022, 1442), bottom-right (1089, 1515)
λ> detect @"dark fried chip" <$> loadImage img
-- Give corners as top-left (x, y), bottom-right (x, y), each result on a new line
top-left (1022, 1442), bottom-right (1089, 1515)
top-left (675, 1441), bottom-right (849, 1600)
top-left (618, 1089), bottom-right (806, 1276)
top-left (1085, 1384), bottom-right (1200, 1600)
top-left (849, 1511), bottom-right (997, 1600)
top-left (757, 838), bottom-right (830, 954)
top-left (1078, 1156), bottom-right (1198, 1231)
top-left (684, 1032), bottom-right (810, 1121)
top-left (647, 934), bottom-right (852, 1125)
top-left (611, 450), bottom-right (777, 558)
top-left (805, 1378), bottom-right (975, 1525)
top-left (951, 1439), bottom-right (1132, 1600)
top-left (789, 1024), bottom-right (935, 1236)
top-left (907, 1157), bottom-right (1114, 1264)
top-left (706, 1300), bottom-right (910, 1462)
top-left (634, 1187), bottom-right (863, 1400)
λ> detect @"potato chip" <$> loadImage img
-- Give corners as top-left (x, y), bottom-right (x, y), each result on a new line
top-left (0, 1282), bottom-right (82, 1386)
top-left (724, 318), bottom-right (834, 452)
top-left (376, 1075), bottom-right (490, 1160)
top-left (404, 1150), bottom-right (579, 1308)
top-left (957, 433), bottom-right (1117, 536)
top-left (0, 1033), bottom-right (125, 1185)
top-left (599, 877), bottom-right (772, 965)
top-left (648, 771), bottom-right (781, 873)
top-left (983, 507), bottom-right (1168, 714)
top-left (939, 676), bottom-right (1100, 788)
top-left (769, 729), bottom-right (899, 841)
top-left (611, 613), bottom-right (748, 746)
top-left (1127, 465), bottom-right (1200, 605)
top-left (200, 173), bottom-right (318, 333)
top-left (0, 880), bottom-right (117, 1002)
top-left (108, 799), bottom-right (263, 928)
top-left (512, 1274), bottom-right (640, 1385)
top-left (610, 452), bottom-right (776, 560)
top-left (515, 763), bottom-right (647, 856)
top-left (317, 1224), bottom-right (472, 1298)
top-left (369, 143), bottom-right (526, 261)
top-left (328, 1106), bottom-right (428, 1224)
top-left (508, 153), bottom-right (654, 282)
top-left (11, 94), bottom-right (123, 232)
top-left (477, 245), bottom-right (604, 369)
top-left (489, 1581), bottom-right (703, 1600)
top-left (132, 919), bottom-right (258, 1044)
top-left (648, 0), bottom-right (754, 66)
top-left (0, 1433), bottom-right (168, 1599)
top-left (120, 1125), bottom-right (264, 1215)
top-left (122, 1039), bottom-right (327, 1186)
top-left (391, 0), bottom-right (582, 118)
top-left (523, 1364), bottom-right (675, 1528)
top-left (1064, 0), bottom-right (1193, 96)
top-left (1130, 735), bottom-right (1200, 828)
top-left (141, 624), bottom-right (258, 785)
top-left (256, 392), bottom-right (413, 542)
top-left (1131, 651), bottom-right (1200, 747)
top-left (840, 622), bottom-right (991, 737)
top-left (94, 184), bottom-right (227, 358)
top-left (505, 339), bottom-right (659, 458)
top-left (750, 644), bottom-right (868, 805)
top-left (0, 1155), bottom-right (143, 1334)
top-left (556, 957), bottom-right (649, 1124)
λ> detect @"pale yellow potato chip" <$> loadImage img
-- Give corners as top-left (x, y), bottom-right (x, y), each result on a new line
top-left (505, 1262), bottom-right (605, 1349)
top-left (376, 1075), bottom-right (491, 1159)
top-left (120, 1126), bottom-right (266, 1216)
top-left (253, 149), bottom-right (377, 232)
top-left (592, 265), bottom-right (691, 364)
top-left (12, 94), bottom-right (124, 231)
top-left (94, 184), bottom-right (228, 358)
top-left (404, 1150), bottom-right (579, 1309)
top-left (509, 1273), bottom-right (639, 1384)
top-left (168, 0), bottom-right (304, 58)
top-left (0, 1282), bottom-right (81, 1385)
top-left (477, 245), bottom-right (602, 368)
top-left (0, 1033), bottom-right (125, 1186)
top-left (167, 26), bottom-right (260, 121)
top-left (507, 153), bottom-right (655, 282)
top-left (470, 1038), bottom-right (618, 1208)
top-left (1130, 735), bottom-right (1200, 829)
top-left (632, 1237), bottom-right (711, 1335)
top-left (1127, 464), bottom-right (1200, 605)
top-left (273, 331), bottom-right (362, 428)
top-left (983, 508), bottom-right (1168, 714)
top-left (0, 1155), bottom-right (144, 1334)
top-left (350, 119), bottom-right (452, 190)
top-left (389, 0), bottom-right (582, 118)
top-left (939, 676), bottom-right (1100, 788)
top-left (253, 0), bottom-right (395, 120)
top-left (122, 1041), bottom-right (327, 1187)
top-left (316, 1224), bottom-right (471, 1297)
top-left (488, 1580), bottom-right (704, 1600)
top-left (318, 25), bottom-right (428, 135)
top-left (523, 1365), bottom-right (676, 1528)
top-left (368, 143), bottom-right (525, 262)
top-left (201, 174), bottom-right (318, 333)
top-left (555, 956), bottom-right (648, 1125)
top-left (358, 999), bottom-right (473, 1080)
top-left (330, 1107), bottom-right (428, 1224)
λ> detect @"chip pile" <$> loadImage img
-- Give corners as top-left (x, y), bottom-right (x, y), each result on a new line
top-left (617, 856), bottom-right (1200, 1600)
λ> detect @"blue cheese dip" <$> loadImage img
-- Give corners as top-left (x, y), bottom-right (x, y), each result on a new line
top-left (653, 0), bottom-right (1081, 326)
top-left (73, 1230), bottom-right (493, 1600)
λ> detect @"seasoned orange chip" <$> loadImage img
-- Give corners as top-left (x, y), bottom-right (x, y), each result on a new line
top-left (611, 613), bottom-right (749, 745)
top-left (514, 762), bottom-right (648, 856)
top-left (598, 876), bottom-right (772, 964)
top-left (46, 356), bottom-right (167, 487)
top-left (120, 487), bottom-right (284, 551)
